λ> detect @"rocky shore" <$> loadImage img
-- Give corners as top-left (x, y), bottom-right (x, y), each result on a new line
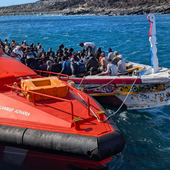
top-left (0, 0), bottom-right (170, 16)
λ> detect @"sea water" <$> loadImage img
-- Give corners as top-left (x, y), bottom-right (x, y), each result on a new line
top-left (0, 14), bottom-right (170, 170)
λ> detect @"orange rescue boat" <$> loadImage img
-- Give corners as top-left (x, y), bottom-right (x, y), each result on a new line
top-left (0, 45), bottom-right (125, 170)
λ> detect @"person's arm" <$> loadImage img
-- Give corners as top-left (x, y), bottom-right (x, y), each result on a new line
top-left (98, 64), bottom-right (109, 76)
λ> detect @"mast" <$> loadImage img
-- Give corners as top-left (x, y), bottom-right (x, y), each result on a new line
top-left (147, 14), bottom-right (159, 73)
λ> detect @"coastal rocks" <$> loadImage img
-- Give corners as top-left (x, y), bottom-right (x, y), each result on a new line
top-left (0, 0), bottom-right (170, 16)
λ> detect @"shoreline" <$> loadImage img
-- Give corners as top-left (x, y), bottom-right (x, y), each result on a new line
top-left (0, 3), bottom-right (170, 17)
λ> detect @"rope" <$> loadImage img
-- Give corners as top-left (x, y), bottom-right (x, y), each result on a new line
top-left (77, 75), bottom-right (139, 123)
top-left (77, 76), bottom-right (116, 91)
top-left (99, 76), bottom-right (138, 122)
top-left (77, 76), bottom-right (86, 89)
top-left (77, 76), bottom-right (138, 123)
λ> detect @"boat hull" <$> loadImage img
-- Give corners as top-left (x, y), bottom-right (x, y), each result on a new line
top-left (67, 63), bottom-right (170, 110)
top-left (0, 145), bottom-right (110, 170)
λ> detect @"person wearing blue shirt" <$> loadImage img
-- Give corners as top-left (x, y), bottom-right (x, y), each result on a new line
top-left (60, 55), bottom-right (71, 75)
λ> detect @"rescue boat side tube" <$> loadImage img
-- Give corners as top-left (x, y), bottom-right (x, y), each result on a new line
top-left (0, 125), bottom-right (125, 161)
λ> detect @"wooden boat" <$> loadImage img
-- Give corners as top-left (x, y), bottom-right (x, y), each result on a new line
top-left (65, 14), bottom-right (170, 110)
top-left (0, 46), bottom-right (125, 169)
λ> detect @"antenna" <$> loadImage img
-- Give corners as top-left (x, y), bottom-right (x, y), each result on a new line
top-left (147, 14), bottom-right (159, 73)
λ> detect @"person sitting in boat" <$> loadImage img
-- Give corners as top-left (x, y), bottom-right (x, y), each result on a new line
top-left (4, 43), bottom-right (12, 55)
top-left (117, 55), bottom-right (128, 75)
top-left (95, 47), bottom-right (101, 61)
top-left (100, 52), bottom-right (108, 72)
top-left (11, 45), bottom-right (24, 62)
top-left (38, 59), bottom-right (47, 71)
top-left (56, 44), bottom-right (64, 56)
top-left (78, 59), bottom-right (86, 74)
top-left (46, 59), bottom-right (53, 72)
top-left (37, 43), bottom-right (44, 58)
top-left (47, 47), bottom-right (55, 58)
top-left (51, 58), bottom-right (62, 73)
top-left (79, 42), bottom-right (96, 56)
top-left (85, 53), bottom-right (98, 75)
top-left (4, 39), bottom-right (9, 46)
top-left (68, 47), bottom-right (74, 57)
top-left (79, 51), bottom-right (88, 65)
top-left (108, 47), bottom-right (114, 61)
top-left (70, 54), bottom-right (79, 76)
top-left (25, 48), bottom-right (39, 69)
top-left (98, 58), bottom-right (118, 76)
top-left (11, 39), bottom-right (17, 49)
top-left (60, 55), bottom-right (71, 75)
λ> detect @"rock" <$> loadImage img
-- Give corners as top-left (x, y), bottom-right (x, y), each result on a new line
top-left (0, 0), bottom-right (170, 16)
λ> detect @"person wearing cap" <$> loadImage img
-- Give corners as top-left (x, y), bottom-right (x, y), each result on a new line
top-left (108, 47), bottom-right (114, 61)
top-left (117, 55), bottom-right (127, 75)
top-left (79, 42), bottom-right (96, 56)
top-left (112, 51), bottom-right (120, 65)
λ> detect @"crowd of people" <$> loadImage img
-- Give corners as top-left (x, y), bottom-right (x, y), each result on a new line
top-left (0, 39), bottom-right (128, 77)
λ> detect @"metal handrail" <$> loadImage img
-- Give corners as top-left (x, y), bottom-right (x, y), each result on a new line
top-left (6, 84), bottom-right (74, 120)
top-left (35, 70), bottom-right (91, 116)
top-left (35, 70), bottom-right (69, 81)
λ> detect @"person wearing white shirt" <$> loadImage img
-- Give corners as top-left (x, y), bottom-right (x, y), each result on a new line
top-left (117, 55), bottom-right (128, 75)
top-left (79, 42), bottom-right (96, 56)
top-left (98, 59), bottom-right (118, 76)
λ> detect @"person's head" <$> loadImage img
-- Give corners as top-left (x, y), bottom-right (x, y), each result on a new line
top-left (63, 56), bottom-right (67, 61)
top-left (97, 47), bottom-right (101, 52)
top-left (108, 47), bottom-right (112, 53)
top-left (68, 48), bottom-right (74, 52)
top-left (117, 55), bottom-right (123, 60)
top-left (53, 58), bottom-right (58, 64)
top-left (79, 42), bottom-right (84, 47)
top-left (114, 51), bottom-right (119, 57)
top-left (30, 43), bottom-right (34, 47)
top-left (100, 52), bottom-right (105, 57)
top-left (5, 39), bottom-right (7, 42)
top-left (49, 47), bottom-right (52, 52)
top-left (37, 43), bottom-right (40, 46)
top-left (63, 47), bottom-right (68, 51)
top-left (59, 44), bottom-right (64, 49)
top-left (38, 60), bottom-right (43, 65)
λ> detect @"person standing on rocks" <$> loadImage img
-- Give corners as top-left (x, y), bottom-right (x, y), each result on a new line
top-left (79, 42), bottom-right (96, 56)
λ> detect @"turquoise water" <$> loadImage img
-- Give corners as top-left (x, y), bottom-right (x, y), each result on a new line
top-left (1, 14), bottom-right (170, 170)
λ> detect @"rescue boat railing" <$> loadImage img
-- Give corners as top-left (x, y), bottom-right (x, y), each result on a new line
top-left (35, 70), bottom-right (69, 81)
top-left (6, 84), bottom-right (74, 120)
top-left (35, 70), bottom-right (91, 116)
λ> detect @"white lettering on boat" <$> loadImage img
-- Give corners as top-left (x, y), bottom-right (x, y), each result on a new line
top-left (0, 105), bottom-right (30, 116)
top-left (14, 110), bottom-right (30, 116)
top-left (0, 105), bottom-right (14, 112)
